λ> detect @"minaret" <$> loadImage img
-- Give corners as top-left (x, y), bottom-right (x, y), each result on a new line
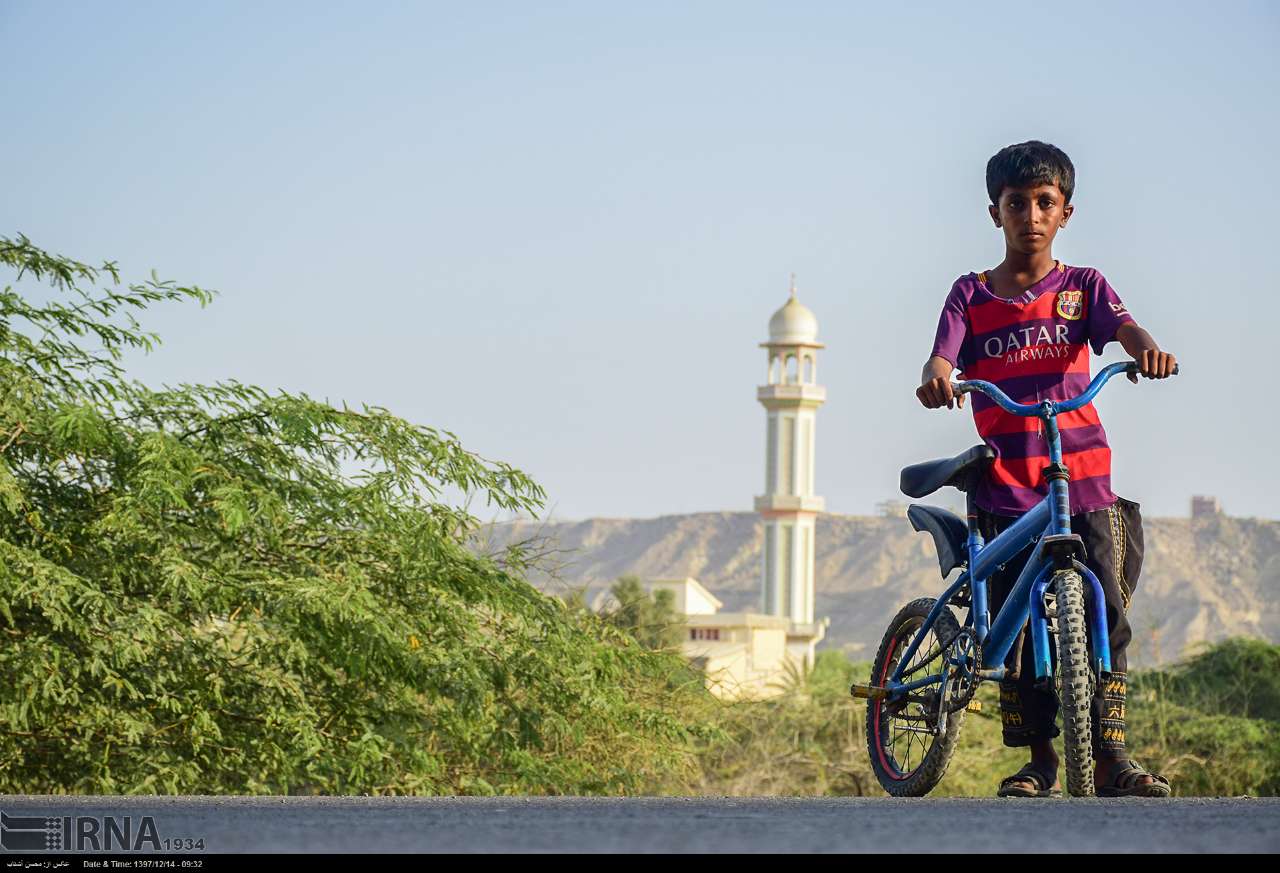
top-left (755, 277), bottom-right (826, 664)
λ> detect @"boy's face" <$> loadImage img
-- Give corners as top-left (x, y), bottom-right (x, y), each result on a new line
top-left (988, 180), bottom-right (1074, 256)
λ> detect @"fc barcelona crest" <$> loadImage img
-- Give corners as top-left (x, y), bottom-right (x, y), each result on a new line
top-left (1056, 289), bottom-right (1084, 320)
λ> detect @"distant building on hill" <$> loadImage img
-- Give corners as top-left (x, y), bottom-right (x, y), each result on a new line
top-left (1192, 495), bottom-right (1223, 518)
top-left (877, 500), bottom-right (909, 519)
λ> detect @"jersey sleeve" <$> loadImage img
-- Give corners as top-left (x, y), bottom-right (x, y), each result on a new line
top-left (1086, 270), bottom-right (1136, 355)
top-left (929, 281), bottom-right (970, 371)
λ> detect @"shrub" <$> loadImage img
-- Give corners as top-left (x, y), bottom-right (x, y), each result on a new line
top-left (0, 235), bottom-right (713, 795)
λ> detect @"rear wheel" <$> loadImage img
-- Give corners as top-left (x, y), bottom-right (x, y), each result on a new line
top-left (1054, 569), bottom-right (1096, 797)
top-left (865, 597), bottom-right (964, 797)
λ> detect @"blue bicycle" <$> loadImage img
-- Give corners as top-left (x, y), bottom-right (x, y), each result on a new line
top-left (852, 360), bottom-right (1177, 797)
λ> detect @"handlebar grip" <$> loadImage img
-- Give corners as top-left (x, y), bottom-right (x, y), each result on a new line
top-left (1124, 362), bottom-right (1180, 376)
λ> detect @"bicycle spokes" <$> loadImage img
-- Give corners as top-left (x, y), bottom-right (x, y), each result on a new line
top-left (878, 620), bottom-right (949, 775)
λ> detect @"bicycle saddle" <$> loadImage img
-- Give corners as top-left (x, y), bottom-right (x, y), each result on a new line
top-left (899, 444), bottom-right (995, 498)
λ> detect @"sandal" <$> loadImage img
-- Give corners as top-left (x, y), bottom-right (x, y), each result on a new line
top-left (997, 763), bottom-right (1063, 798)
top-left (1096, 759), bottom-right (1172, 798)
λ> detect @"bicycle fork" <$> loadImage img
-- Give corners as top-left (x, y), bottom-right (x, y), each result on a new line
top-left (1027, 561), bottom-right (1114, 685)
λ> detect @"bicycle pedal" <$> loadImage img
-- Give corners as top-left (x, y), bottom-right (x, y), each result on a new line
top-left (965, 700), bottom-right (983, 713)
top-left (850, 683), bottom-right (888, 700)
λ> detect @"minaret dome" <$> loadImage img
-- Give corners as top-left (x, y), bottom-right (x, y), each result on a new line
top-left (767, 291), bottom-right (819, 345)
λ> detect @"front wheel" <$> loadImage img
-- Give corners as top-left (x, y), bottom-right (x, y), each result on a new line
top-left (1054, 569), bottom-right (1096, 797)
top-left (865, 597), bottom-right (964, 797)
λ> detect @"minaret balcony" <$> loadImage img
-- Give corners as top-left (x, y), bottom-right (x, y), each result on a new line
top-left (757, 384), bottom-right (826, 406)
top-left (754, 494), bottom-right (825, 513)
top-left (786, 619), bottom-right (829, 643)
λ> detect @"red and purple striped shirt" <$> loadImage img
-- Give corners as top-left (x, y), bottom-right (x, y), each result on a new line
top-left (930, 262), bottom-right (1135, 516)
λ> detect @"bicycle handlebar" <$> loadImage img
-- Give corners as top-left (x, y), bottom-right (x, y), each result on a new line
top-left (954, 361), bottom-right (1179, 417)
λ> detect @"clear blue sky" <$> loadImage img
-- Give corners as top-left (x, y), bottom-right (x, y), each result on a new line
top-left (4, 1), bottom-right (1277, 520)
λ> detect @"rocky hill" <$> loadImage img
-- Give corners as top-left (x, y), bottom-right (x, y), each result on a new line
top-left (480, 511), bottom-right (1280, 666)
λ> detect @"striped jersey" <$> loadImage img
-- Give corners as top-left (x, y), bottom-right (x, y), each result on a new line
top-left (930, 261), bottom-right (1135, 515)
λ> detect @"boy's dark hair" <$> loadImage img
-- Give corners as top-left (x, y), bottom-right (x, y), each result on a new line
top-left (986, 141), bottom-right (1075, 205)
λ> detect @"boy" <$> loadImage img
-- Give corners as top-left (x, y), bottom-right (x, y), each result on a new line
top-left (918, 140), bottom-right (1176, 797)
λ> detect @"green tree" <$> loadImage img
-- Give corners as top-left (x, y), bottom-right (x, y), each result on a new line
top-left (0, 235), bottom-right (713, 795)
top-left (599, 576), bottom-right (685, 650)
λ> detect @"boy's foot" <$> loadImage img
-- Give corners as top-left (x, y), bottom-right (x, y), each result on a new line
top-left (1095, 758), bottom-right (1171, 797)
top-left (997, 762), bottom-right (1063, 798)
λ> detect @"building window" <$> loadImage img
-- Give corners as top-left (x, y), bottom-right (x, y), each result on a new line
top-left (690, 628), bottom-right (721, 641)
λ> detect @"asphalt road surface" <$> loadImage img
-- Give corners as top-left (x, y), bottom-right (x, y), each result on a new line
top-left (2, 796), bottom-right (1276, 853)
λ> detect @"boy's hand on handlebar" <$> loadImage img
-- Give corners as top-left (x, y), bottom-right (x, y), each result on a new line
top-left (1129, 348), bottom-right (1178, 383)
top-left (1117, 325), bottom-right (1177, 383)
top-left (918, 356), bottom-right (965, 409)
top-left (917, 376), bottom-right (965, 410)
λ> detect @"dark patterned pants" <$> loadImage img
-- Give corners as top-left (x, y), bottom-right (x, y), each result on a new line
top-left (978, 497), bottom-right (1144, 756)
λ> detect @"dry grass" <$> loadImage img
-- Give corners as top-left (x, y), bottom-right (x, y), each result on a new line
top-left (684, 640), bottom-right (1280, 797)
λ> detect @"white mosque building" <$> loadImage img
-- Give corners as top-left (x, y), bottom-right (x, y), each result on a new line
top-left (651, 281), bottom-right (829, 700)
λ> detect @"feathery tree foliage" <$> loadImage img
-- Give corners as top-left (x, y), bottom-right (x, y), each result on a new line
top-left (601, 576), bottom-right (685, 651)
top-left (0, 235), bottom-right (713, 795)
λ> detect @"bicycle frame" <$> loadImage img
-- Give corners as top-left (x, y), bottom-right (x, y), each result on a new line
top-left (884, 361), bottom-right (1143, 697)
